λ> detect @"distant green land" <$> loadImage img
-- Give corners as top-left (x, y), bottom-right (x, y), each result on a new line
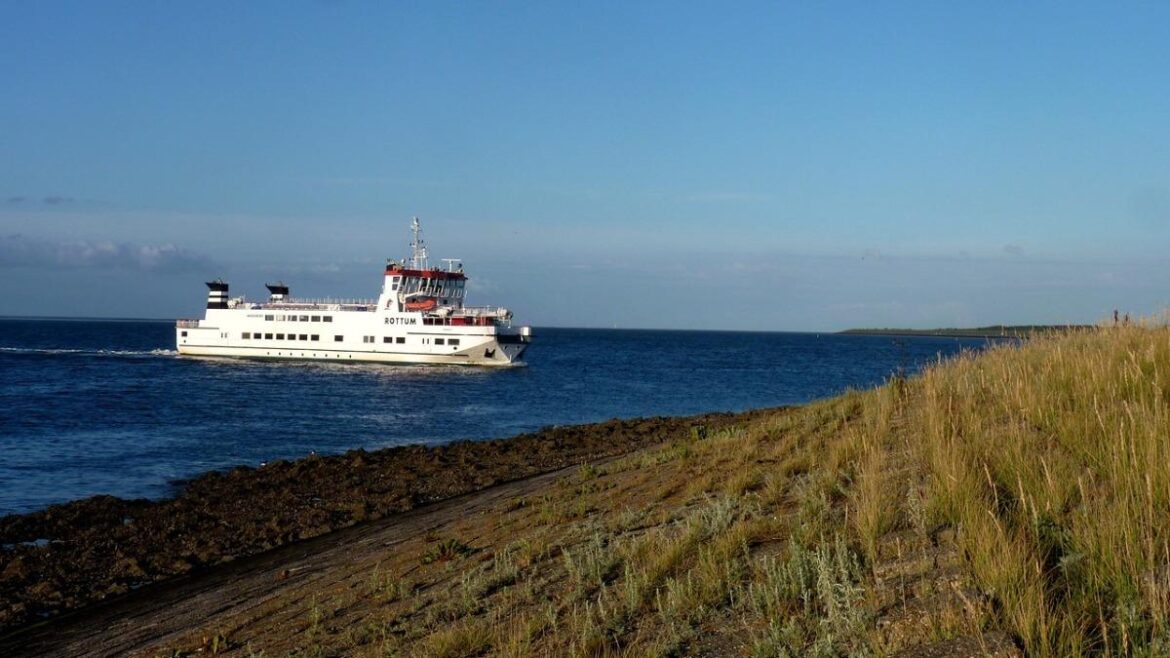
top-left (839, 324), bottom-right (1093, 338)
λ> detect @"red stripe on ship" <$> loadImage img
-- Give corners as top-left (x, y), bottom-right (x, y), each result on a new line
top-left (385, 266), bottom-right (466, 280)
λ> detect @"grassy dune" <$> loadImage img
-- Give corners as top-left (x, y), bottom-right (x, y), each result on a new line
top-left (917, 320), bottom-right (1170, 656)
top-left (147, 321), bottom-right (1169, 657)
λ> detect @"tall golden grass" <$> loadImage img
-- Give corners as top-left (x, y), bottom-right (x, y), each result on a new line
top-left (915, 320), bottom-right (1170, 656)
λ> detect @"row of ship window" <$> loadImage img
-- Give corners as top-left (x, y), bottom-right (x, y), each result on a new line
top-left (240, 332), bottom-right (459, 346)
top-left (242, 332), bottom-right (323, 341)
top-left (262, 314), bottom-right (333, 322)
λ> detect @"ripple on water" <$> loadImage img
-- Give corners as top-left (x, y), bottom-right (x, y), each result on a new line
top-left (0, 319), bottom-right (997, 514)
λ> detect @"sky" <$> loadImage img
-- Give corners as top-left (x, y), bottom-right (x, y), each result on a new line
top-left (2, 1), bottom-right (1168, 330)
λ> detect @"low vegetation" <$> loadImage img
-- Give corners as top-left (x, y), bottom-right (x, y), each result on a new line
top-left (141, 319), bottom-right (1169, 657)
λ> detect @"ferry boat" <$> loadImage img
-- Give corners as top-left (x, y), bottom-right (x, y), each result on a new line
top-left (175, 218), bottom-right (532, 366)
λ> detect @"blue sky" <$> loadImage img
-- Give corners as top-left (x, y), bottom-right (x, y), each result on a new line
top-left (2, 2), bottom-right (1168, 329)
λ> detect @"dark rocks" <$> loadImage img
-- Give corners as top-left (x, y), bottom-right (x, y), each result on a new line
top-left (0, 408), bottom-right (777, 633)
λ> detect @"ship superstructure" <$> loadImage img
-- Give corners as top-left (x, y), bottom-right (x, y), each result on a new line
top-left (176, 218), bottom-right (532, 366)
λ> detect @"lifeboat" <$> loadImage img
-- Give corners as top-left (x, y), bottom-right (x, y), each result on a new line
top-left (404, 296), bottom-right (438, 311)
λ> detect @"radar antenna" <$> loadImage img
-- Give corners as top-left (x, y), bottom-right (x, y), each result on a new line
top-left (409, 216), bottom-right (428, 269)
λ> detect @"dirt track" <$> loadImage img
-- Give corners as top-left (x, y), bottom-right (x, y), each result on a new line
top-left (0, 410), bottom-right (774, 651)
top-left (1, 460), bottom-right (581, 657)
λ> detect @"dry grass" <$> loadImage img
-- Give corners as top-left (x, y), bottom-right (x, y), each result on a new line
top-left (147, 319), bottom-right (1170, 657)
top-left (915, 319), bottom-right (1170, 656)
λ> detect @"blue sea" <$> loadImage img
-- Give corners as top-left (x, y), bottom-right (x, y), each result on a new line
top-left (0, 318), bottom-right (996, 515)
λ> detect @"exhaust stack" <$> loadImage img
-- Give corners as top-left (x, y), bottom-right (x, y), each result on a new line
top-left (265, 282), bottom-right (289, 302)
top-left (205, 280), bottom-right (229, 309)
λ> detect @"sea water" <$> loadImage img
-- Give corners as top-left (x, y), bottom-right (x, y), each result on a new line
top-left (0, 318), bottom-right (997, 514)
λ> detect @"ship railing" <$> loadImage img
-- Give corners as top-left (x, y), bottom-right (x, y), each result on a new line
top-left (440, 306), bottom-right (514, 328)
top-left (176, 319), bottom-right (200, 328)
top-left (261, 298), bottom-right (379, 311)
top-left (288, 297), bottom-right (377, 305)
top-left (456, 306), bottom-right (509, 317)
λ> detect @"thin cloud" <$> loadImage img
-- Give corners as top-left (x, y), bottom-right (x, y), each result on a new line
top-left (5, 195), bottom-right (84, 206)
top-left (305, 176), bottom-right (450, 189)
top-left (0, 234), bottom-right (213, 273)
top-left (258, 262), bottom-right (345, 275)
top-left (683, 192), bottom-right (774, 204)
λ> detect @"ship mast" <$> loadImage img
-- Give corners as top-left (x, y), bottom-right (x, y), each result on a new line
top-left (409, 216), bottom-right (428, 270)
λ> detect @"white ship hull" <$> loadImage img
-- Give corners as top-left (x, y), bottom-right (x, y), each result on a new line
top-left (176, 342), bottom-right (526, 366)
top-left (175, 218), bottom-right (532, 367)
top-left (177, 307), bottom-right (530, 367)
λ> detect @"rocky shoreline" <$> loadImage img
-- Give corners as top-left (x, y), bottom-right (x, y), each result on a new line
top-left (0, 409), bottom-right (775, 634)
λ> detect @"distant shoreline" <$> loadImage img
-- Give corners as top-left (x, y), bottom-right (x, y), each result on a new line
top-left (839, 324), bottom-right (1092, 338)
top-left (0, 316), bottom-right (1096, 336)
